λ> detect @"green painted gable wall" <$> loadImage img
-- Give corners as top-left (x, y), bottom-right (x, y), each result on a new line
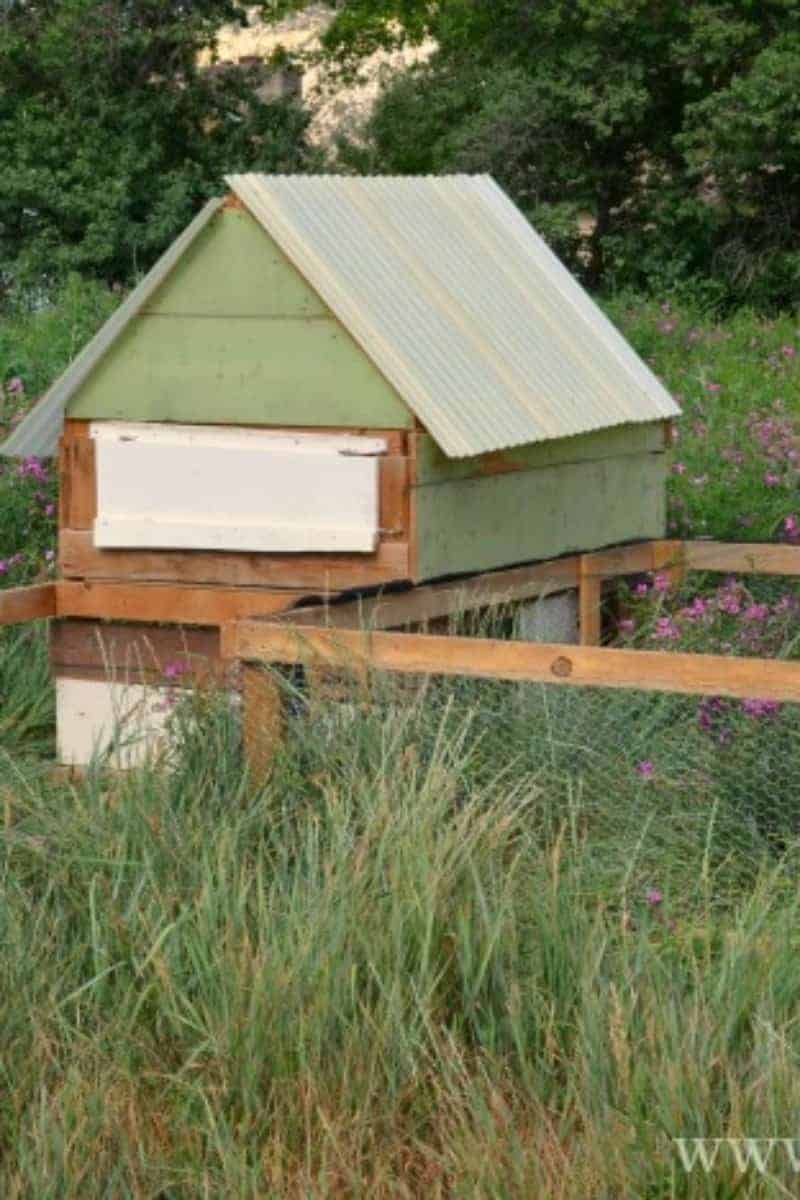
top-left (67, 207), bottom-right (414, 429)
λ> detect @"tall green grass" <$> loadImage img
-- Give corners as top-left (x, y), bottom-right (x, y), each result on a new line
top-left (2, 287), bottom-right (800, 1194)
top-left (2, 659), bottom-right (800, 1197)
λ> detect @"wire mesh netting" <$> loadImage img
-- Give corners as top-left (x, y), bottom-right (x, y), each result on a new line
top-left (235, 648), bottom-right (800, 902)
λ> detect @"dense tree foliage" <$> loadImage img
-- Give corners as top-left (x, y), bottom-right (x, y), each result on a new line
top-left (0, 0), bottom-right (315, 293)
top-left (278, 0), bottom-right (800, 306)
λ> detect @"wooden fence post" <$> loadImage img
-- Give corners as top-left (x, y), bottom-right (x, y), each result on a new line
top-left (579, 556), bottom-right (603, 646)
top-left (241, 662), bottom-right (284, 785)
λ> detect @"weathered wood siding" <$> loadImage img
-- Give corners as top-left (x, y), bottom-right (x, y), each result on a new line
top-left (412, 422), bottom-right (667, 580)
top-left (66, 207), bottom-right (413, 430)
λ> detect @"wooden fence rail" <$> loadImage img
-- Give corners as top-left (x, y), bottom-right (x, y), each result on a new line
top-left (227, 623), bottom-right (800, 705)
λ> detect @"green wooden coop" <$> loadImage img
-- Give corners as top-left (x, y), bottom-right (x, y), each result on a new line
top-left (3, 174), bottom-right (680, 766)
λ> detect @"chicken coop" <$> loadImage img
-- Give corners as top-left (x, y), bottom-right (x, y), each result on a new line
top-left (2, 174), bottom-right (679, 768)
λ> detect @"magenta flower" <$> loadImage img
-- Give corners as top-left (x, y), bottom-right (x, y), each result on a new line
top-left (672, 462), bottom-right (687, 476)
top-left (634, 581), bottom-right (650, 597)
top-left (658, 318), bottom-right (678, 336)
top-left (653, 572), bottom-right (671, 594)
top-left (782, 345), bottom-right (796, 359)
top-left (743, 604), bottom-right (769, 622)
top-left (765, 472), bottom-right (781, 487)
top-left (618, 618), bottom-right (636, 635)
top-left (706, 382), bottom-right (722, 394)
top-left (784, 515), bottom-right (800, 543)
top-left (0, 561), bottom-right (7, 576)
top-left (742, 698), bottom-right (782, 719)
top-left (637, 761), bottom-right (655, 779)
top-left (163, 660), bottom-right (190, 681)
top-left (44, 502), bottom-right (55, 517)
top-left (653, 617), bottom-right (680, 640)
top-left (682, 596), bottom-right (708, 621)
top-left (18, 456), bottom-right (47, 482)
top-left (646, 888), bottom-right (663, 906)
top-left (6, 377), bottom-right (24, 396)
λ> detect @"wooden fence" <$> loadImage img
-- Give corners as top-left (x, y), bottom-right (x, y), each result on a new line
top-left (3, 539), bottom-right (800, 779)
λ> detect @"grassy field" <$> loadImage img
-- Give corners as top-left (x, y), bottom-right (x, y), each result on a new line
top-left (1, 287), bottom-right (800, 1196)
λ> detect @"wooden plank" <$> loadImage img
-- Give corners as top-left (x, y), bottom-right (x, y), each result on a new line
top-left (579, 557), bottom-right (603, 646)
top-left (56, 581), bottom-right (306, 625)
top-left (380, 456), bottom-right (409, 540)
top-left (247, 555), bottom-right (583, 638)
top-left (63, 417), bottom-right (407, 456)
top-left (67, 314), bottom-right (413, 431)
top-left (230, 624), bottom-right (800, 704)
top-left (58, 433), bottom-right (96, 530)
top-left (413, 454), bottom-right (667, 580)
top-left (59, 529), bottom-right (410, 591)
top-left (51, 620), bottom-right (220, 675)
top-left (0, 584), bottom-right (57, 625)
top-left (242, 664), bottom-right (283, 784)
top-left (682, 542), bottom-right (800, 576)
top-left (577, 540), bottom-right (661, 578)
top-left (413, 423), bottom-right (666, 485)
top-left (52, 620), bottom-right (220, 668)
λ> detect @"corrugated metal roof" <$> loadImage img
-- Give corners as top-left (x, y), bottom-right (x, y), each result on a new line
top-left (0, 198), bottom-right (224, 458)
top-left (227, 174), bottom-right (679, 458)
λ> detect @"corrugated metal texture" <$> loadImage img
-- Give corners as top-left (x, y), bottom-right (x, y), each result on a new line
top-left (228, 174), bottom-right (679, 458)
top-left (0, 198), bottom-right (224, 458)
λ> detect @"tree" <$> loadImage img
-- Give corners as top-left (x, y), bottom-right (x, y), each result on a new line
top-left (282, 0), bottom-right (800, 304)
top-left (0, 0), bottom-right (315, 293)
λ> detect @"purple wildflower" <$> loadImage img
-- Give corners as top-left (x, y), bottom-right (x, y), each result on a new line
top-left (742, 698), bottom-right (782, 719)
top-left (706, 382), bottom-right (722, 395)
top-left (672, 462), bottom-right (687, 476)
top-left (765, 472), bottom-right (781, 487)
top-left (163, 660), bottom-right (190, 681)
top-left (646, 888), bottom-right (663, 907)
top-left (743, 604), bottom-right (769, 622)
top-left (6, 377), bottom-right (23, 396)
top-left (637, 761), bottom-right (655, 779)
top-left (653, 617), bottom-right (680, 641)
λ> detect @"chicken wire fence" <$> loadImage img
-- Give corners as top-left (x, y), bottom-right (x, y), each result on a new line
top-left (234, 655), bottom-right (800, 882)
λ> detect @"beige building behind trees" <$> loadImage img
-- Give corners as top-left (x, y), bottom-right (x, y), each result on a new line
top-left (199, 4), bottom-right (435, 146)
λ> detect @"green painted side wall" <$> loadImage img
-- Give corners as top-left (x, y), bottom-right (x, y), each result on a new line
top-left (416, 422), bottom-right (665, 484)
top-left (414, 451), bottom-right (667, 580)
top-left (67, 208), bottom-right (413, 429)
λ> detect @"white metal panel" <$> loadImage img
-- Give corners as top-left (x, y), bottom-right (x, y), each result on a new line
top-left (92, 422), bottom-right (384, 553)
top-left (227, 174), bottom-right (680, 457)
top-left (56, 678), bottom-right (174, 769)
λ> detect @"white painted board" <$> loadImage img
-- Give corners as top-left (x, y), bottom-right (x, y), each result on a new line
top-left (91, 422), bottom-right (385, 553)
top-left (56, 677), bottom-right (175, 770)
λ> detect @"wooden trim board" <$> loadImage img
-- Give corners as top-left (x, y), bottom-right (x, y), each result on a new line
top-left (58, 530), bottom-right (410, 591)
top-left (264, 555), bottom-right (582, 631)
top-left (0, 584), bottom-right (57, 624)
top-left (51, 619), bottom-right (224, 686)
top-left (227, 623), bottom-right (800, 704)
top-left (56, 581), bottom-right (307, 625)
